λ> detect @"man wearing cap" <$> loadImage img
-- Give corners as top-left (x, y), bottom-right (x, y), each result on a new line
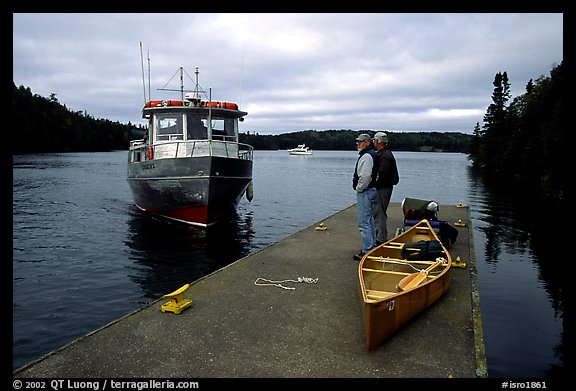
top-left (373, 131), bottom-right (399, 244)
top-left (352, 133), bottom-right (379, 261)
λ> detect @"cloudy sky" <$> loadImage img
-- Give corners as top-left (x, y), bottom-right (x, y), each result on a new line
top-left (13, 13), bottom-right (563, 135)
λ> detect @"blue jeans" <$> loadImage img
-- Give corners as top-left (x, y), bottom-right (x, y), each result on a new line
top-left (356, 187), bottom-right (377, 253)
top-left (374, 186), bottom-right (393, 243)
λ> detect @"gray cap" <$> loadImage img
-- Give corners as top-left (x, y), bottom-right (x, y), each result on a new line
top-left (355, 133), bottom-right (372, 142)
top-left (373, 131), bottom-right (388, 143)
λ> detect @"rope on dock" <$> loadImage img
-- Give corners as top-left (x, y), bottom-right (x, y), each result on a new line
top-left (254, 277), bottom-right (318, 290)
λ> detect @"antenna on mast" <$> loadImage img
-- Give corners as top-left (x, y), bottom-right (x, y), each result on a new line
top-left (194, 66), bottom-right (200, 99)
top-left (183, 67), bottom-right (203, 105)
top-left (179, 66), bottom-right (184, 101)
top-left (139, 42), bottom-right (147, 104)
top-left (147, 49), bottom-right (151, 101)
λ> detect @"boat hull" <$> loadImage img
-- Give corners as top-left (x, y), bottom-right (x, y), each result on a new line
top-left (127, 155), bottom-right (252, 226)
top-left (358, 219), bottom-right (452, 351)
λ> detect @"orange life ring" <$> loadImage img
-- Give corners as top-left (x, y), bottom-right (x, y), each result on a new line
top-left (221, 101), bottom-right (239, 110)
top-left (145, 100), bottom-right (163, 108)
top-left (201, 101), bottom-right (219, 108)
top-left (162, 100), bottom-right (183, 107)
top-left (144, 100), bottom-right (184, 108)
top-left (199, 101), bottom-right (238, 110)
top-left (148, 146), bottom-right (154, 160)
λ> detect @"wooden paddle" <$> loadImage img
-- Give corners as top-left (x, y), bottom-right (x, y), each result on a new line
top-left (396, 258), bottom-right (443, 291)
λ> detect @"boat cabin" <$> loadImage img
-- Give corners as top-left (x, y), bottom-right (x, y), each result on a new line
top-left (129, 103), bottom-right (250, 164)
top-left (152, 109), bottom-right (240, 143)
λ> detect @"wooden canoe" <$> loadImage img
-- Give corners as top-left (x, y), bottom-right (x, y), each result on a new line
top-left (358, 219), bottom-right (452, 351)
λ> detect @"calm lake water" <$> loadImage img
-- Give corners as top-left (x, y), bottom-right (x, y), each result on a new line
top-left (12, 150), bottom-right (564, 378)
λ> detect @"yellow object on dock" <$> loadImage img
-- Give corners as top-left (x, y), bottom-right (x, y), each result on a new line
top-left (452, 256), bottom-right (467, 269)
top-left (454, 219), bottom-right (466, 227)
top-left (161, 284), bottom-right (193, 314)
top-left (315, 223), bottom-right (327, 231)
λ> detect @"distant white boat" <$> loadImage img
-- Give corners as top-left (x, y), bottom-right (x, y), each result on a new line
top-left (288, 144), bottom-right (313, 155)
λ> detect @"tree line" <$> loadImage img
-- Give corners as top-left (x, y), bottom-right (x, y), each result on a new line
top-left (468, 61), bottom-right (564, 204)
top-left (14, 66), bottom-right (563, 204)
top-left (12, 82), bottom-right (472, 154)
top-left (12, 82), bottom-right (144, 153)
top-left (239, 129), bottom-right (471, 152)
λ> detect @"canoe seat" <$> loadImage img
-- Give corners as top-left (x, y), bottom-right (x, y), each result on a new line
top-left (366, 289), bottom-right (396, 300)
top-left (367, 289), bottom-right (396, 296)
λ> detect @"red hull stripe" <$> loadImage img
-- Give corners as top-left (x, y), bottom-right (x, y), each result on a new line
top-left (143, 205), bottom-right (209, 225)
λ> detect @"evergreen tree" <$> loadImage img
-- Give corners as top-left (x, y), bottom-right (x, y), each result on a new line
top-left (478, 71), bottom-right (511, 171)
top-left (468, 62), bottom-right (564, 203)
top-left (12, 82), bottom-right (144, 153)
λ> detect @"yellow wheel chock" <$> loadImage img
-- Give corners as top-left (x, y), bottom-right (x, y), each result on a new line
top-left (454, 219), bottom-right (466, 227)
top-left (452, 256), bottom-right (467, 269)
top-left (161, 284), bottom-right (193, 314)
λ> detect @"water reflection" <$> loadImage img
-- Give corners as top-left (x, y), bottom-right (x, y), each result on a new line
top-left (13, 151), bottom-right (564, 376)
top-left (467, 167), bottom-right (564, 378)
top-left (123, 207), bottom-right (255, 300)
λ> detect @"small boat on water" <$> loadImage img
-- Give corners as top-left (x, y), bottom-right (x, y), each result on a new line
top-left (358, 219), bottom-right (452, 351)
top-left (287, 144), bottom-right (312, 155)
top-left (127, 67), bottom-right (254, 227)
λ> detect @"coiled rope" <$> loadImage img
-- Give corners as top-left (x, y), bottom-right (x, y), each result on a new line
top-left (254, 277), bottom-right (319, 290)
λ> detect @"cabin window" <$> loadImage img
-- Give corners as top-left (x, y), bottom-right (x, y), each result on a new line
top-left (155, 113), bottom-right (184, 141)
top-left (210, 117), bottom-right (237, 141)
top-left (185, 114), bottom-right (208, 140)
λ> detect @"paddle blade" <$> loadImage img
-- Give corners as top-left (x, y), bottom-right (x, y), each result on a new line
top-left (396, 259), bottom-right (443, 291)
top-left (398, 272), bottom-right (427, 291)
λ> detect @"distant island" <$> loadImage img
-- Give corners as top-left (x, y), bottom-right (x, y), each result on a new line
top-left (12, 82), bottom-right (471, 154)
top-left (240, 129), bottom-right (471, 152)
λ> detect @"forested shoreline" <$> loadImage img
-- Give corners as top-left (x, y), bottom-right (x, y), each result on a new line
top-left (12, 83), bottom-right (144, 153)
top-left (12, 82), bottom-right (471, 153)
top-left (239, 129), bottom-right (471, 152)
top-left (467, 61), bottom-right (564, 204)
top-left (12, 59), bottom-right (564, 204)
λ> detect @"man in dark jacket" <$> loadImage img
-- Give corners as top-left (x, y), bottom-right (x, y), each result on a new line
top-left (352, 133), bottom-right (379, 261)
top-left (373, 132), bottom-right (399, 244)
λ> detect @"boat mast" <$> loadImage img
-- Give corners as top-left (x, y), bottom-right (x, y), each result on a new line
top-left (140, 42), bottom-right (147, 104)
top-left (179, 66), bottom-right (184, 101)
top-left (208, 87), bottom-right (212, 140)
top-left (147, 50), bottom-right (151, 101)
top-left (194, 66), bottom-right (201, 100)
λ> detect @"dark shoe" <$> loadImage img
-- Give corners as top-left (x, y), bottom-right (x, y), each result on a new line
top-left (353, 252), bottom-right (366, 261)
top-left (376, 240), bottom-right (384, 246)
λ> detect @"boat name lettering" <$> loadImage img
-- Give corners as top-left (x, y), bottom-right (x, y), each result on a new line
top-left (143, 163), bottom-right (155, 170)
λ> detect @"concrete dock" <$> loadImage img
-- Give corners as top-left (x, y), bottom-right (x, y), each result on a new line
top-left (14, 202), bottom-right (487, 378)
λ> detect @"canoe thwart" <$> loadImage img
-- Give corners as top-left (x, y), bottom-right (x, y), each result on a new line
top-left (362, 267), bottom-right (412, 276)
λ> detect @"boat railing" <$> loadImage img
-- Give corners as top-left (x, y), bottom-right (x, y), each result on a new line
top-left (130, 139), bottom-right (147, 148)
top-left (129, 139), bottom-right (253, 163)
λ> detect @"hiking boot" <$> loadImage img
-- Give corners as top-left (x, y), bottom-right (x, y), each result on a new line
top-left (353, 252), bottom-right (366, 261)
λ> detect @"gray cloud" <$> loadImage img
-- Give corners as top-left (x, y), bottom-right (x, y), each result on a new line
top-left (13, 13), bottom-right (563, 134)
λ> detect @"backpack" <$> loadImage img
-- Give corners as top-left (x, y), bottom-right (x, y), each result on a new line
top-left (401, 240), bottom-right (444, 262)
